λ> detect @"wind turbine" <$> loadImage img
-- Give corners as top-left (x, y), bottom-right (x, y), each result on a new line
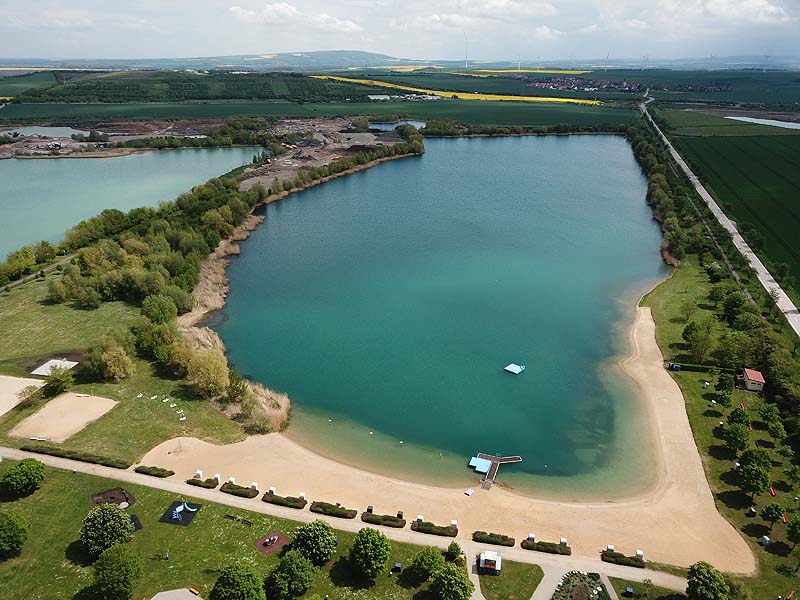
top-left (463, 31), bottom-right (469, 70)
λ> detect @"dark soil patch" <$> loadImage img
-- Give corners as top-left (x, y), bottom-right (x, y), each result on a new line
top-left (91, 487), bottom-right (136, 507)
top-left (253, 531), bottom-right (288, 557)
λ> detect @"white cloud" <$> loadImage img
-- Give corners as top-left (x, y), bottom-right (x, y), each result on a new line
top-left (457, 0), bottom-right (557, 18)
top-left (579, 23), bottom-right (601, 33)
top-left (311, 12), bottom-right (362, 32)
top-left (396, 13), bottom-right (491, 31)
top-left (532, 24), bottom-right (563, 40)
top-left (621, 18), bottom-right (649, 29)
top-left (705, 0), bottom-right (790, 23)
top-left (229, 3), bottom-right (301, 24)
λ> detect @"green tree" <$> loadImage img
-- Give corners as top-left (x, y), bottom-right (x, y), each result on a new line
top-left (225, 367), bottom-right (248, 405)
top-left (210, 563), bottom-right (265, 600)
top-left (760, 503), bottom-right (784, 531)
top-left (723, 423), bottom-right (750, 457)
top-left (768, 420), bottom-right (787, 442)
top-left (740, 447), bottom-right (772, 472)
top-left (80, 504), bottom-right (135, 558)
top-left (46, 278), bottom-right (68, 303)
top-left (187, 349), bottom-right (230, 399)
top-left (717, 330), bottom-right (751, 369)
top-left (292, 520), bottom-right (337, 566)
top-left (0, 458), bottom-right (46, 497)
top-left (722, 291), bottom-right (748, 324)
top-left (141, 294), bottom-right (178, 324)
top-left (265, 549), bottom-right (316, 599)
top-left (93, 544), bottom-right (143, 600)
top-left (787, 515), bottom-right (800, 550)
top-left (739, 462), bottom-right (770, 502)
top-left (445, 541), bottom-right (461, 561)
top-left (717, 388), bottom-right (733, 414)
top-left (758, 403), bottom-right (780, 424)
top-left (785, 464), bottom-right (800, 489)
top-left (683, 320), bottom-right (713, 363)
top-left (42, 365), bottom-right (73, 397)
top-left (349, 527), bottom-right (391, 579)
top-left (429, 562), bottom-right (474, 600)
top-left (686, 561), bottom-right (730, 600)
top-left (679, 297), bottom-right (698, 322)
top-left (412, 546), bottom-right (445, 580)
top-left (727, 407), bottom-right (751, 427)
top-left (0, 512), bottom-right (29, 558)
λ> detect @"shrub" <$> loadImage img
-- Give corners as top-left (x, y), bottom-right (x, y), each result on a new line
top-left (219, 482), bottom-right (259, 499)
top-left (472, 531), bottom-right (515, 547)
top-left (687, 561), bottom-right (730, 600)
top-left (411, 546), bottom-right (445, 580)
top-left (80, 504), bottom-right (135, 558)
top-left (0, 458), bottom-right (46, 497)
top-left (309, 501), bottom-right (357, 519)
top-left (445, 541), bottom-right (461, 561)
top-left (265, 549), bottom-right (316, 599)
top-left (410, 520), bottom-right (458, 537)
top-left (134, 465), bottom-right (174, 478)
top-left (20, 444), bottom-right (130, 469)
top-left (600, 550), bottom-right (645, 568)
top-left (42, 365), bottom-right (73, 397)
top-left (188, 349), bottom-right (229, 399)
top-left (292, 520), bottom-right (337, 565)
top-left (262, 492), bottom-right (306, 509)
top-left (349, 527), bottom-right (391, 579)
top-left (360, 512), bottom-right (406, 528)
top-left (429, 561), bottom-right (474, 600)
top-left (210, 562), bottom-right (265, 600)
top-left (186, 476), bottom-right (219, 489)
top-left (141, 294), bottom-right (178, 324)
top-left (521, 539), bottom-right (572, 555)
top-left (93, 544), bottom-right (143, 600)
top-left (0, 512), bottom-right (29, 559)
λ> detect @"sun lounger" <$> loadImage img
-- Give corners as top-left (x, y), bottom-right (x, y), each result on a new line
top-left (179, 416), bottom-right (187, 422)
top-left (464, 489), bottom-right (475, 496)
top-left (137, 393), bottom-right (143, 398)
top-left (150, 395), bottom-right (157, 400)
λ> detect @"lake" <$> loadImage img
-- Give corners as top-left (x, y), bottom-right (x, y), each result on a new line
top-left (0, 147), bottom-right (259, 256)
top-left (215, 136), bottom-right (667, 497)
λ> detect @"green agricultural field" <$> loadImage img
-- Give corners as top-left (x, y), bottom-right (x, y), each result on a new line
top-left (0, 461), bottom-right (440, 600)
top-left (642, 256), bottom-right (800, 600)
top-left (0, 99), bottom-right (637, 127)
top-left (0, 71), bottom-right (57, 98)
top-left (479, 560), bottom-right (544, 600)
top-left (674, 135), bottom-right (800, 297)
top-left (657, 108), bottom-right (800, 136)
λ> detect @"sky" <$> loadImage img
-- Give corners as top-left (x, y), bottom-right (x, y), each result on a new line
top-left (0, 0), bottom-right (798, 61)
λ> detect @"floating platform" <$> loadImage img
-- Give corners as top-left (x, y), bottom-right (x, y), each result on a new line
top-left (471, 453), bottom-right (523, 490)
top-left (504, 363), bottom-right (526, 375)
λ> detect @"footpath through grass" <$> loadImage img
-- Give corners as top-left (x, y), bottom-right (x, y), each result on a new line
top-left (479, 560), bottom-right (543, 600)
top-left (643, 257), bottom-right (800, 598)
top-left (0, 460), bottom-right (439, 600)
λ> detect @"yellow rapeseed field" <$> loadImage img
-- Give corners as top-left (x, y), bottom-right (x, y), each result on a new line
top-left (476, 69), bottom-right (591, 75)
top-left (310, 75), bottom-right (601, 105)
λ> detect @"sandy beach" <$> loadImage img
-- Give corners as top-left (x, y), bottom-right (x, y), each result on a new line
top-left (140, 307), bottom-right (755, 573)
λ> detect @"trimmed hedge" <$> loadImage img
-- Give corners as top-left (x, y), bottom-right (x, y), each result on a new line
top-left (310, 501), bottom-right (357, 519)
top-left (262, 492), bottom-right (307, 510)
top-left (472, 531), bottom-right (515, 547)
top-left (410, 520), bottom-right (458, 537)
top-left (134, 465), bottom-right (175, 478)
top-left (521, 540), bottom-right (572, 555)
top-left (600, 550), bottom-right (645, 568)
top-left (360, 512), bottom-right (406, 528)
top-left (219, 482), bottom-right (259, 499)
top-left (20, 444), bottom-right (130, 469)
top-left (186, 477), bottom-right (218, 489)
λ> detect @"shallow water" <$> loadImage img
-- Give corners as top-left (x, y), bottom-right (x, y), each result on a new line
top-left (725, 116), bottom-right (800, 130)
top-left (0, 147), bottom-right (258, 256)
top-left (370, 120), bottom-right (426, 130)
top-left (215, 136), bottom-right (667, 496)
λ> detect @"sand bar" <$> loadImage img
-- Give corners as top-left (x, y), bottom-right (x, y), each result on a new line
top-left (11, 392), bottom-right (116, 442)
top-left (0, 375), bottom-right (43, 417)
top-left (140, 307), bottom-right (755, 573)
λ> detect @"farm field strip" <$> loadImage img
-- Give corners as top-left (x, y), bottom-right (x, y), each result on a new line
top-left (310, 75), bottom-right (602, 105)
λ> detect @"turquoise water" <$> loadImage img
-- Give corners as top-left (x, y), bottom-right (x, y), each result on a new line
top-left (215, 136), bottom-right (667, 495)
top-left (370, 120), bottom-right (426, 131)
top-left (0, 147), bottom-right (258, 256)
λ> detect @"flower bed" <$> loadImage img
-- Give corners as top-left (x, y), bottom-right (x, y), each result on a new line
top-left (262, 492), bottom-right (307, 509)
top-left (472, 530), bottom-right (515, 546)
top-left (219, 482), bottom-right (259, 499)
top-left (360, 512), bottom-right (406, 528)
top-left (309, 501), bottom-right (357, 519)
top-left (410, 520), bottom-right (458, 537)
top-left (521, 539), bottom-right (572, 555)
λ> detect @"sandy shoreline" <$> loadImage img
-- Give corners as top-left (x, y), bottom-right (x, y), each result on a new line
top-left (140, 307), bottom-right (754, 573)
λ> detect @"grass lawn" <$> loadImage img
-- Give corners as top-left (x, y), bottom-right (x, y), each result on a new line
top-left (657, 108), bottom-right (800, 137)
top-left (643, 256), bottom-right (800, 599)
top-left (0, 460), bottom-right (435, 600)
top-left (609, 577), bottom-right (687, 599)
top-left (0, 71), bottom-right (57, 98)
top-left (479, 560), bottom-right (543, 600)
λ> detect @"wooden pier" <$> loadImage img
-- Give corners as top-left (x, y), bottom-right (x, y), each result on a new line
top-left (476, 453), bottom-right (522, 490)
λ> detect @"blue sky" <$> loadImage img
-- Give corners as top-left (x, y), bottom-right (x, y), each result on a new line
top-left (0, 0), bottom-right (797, 60)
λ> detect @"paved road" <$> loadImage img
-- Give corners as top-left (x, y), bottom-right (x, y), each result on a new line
top-left (640, 100), bottom-right (800, 339)
top-left (0, 446), bottom-right (687, 598)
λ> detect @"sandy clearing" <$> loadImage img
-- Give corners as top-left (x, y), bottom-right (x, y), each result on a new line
top-left (140, 307), bottom-right (755, 573)
top-left (0, 375), bottom-right (43, 417)
top-left (10, 392), bottom-right (116, 442)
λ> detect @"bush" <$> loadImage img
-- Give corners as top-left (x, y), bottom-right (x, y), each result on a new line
top-left (600, 550), bottom-right (645, 568)
top-left (188, 349), bottom-right (230, 399)
top-left (445, 541), bottom-right (461, 561)
top-left (521, 539), bottom-right (572, 555)
top-left (219, 482), bottom-right (259, 498)
top-left (187, 476), bottom-right (219, 489)
top-left (360, 512), bottom-right (406, 528)
top-left (210, 562), bottom-right (266, 600)
top-left (309, 501), bottom-right (357, 519)
top-left (262, 492), bottom-right (307, 509)
top-left (410, 520), bottom-right (458, 537)
top-left (292, 520), bottom-right (337, 565)
top-left (80, 504), bottom-right (135, 558)
top-left (134, 465), bottom-right (175, 478)
top-left (429, 561), bottom-right (474, 600)
top-left (0, 458), bottom-right (46, 497)
top-left (93, 544), bottom-right (143, 600)
top-left (42, 365), bottom-right (73, 397)
top-left (472, 531), bottom-right (515, 547)
top-left (0, 512), bottom-right (29, 559)
top-left (141, 294), bottom-right (178, 324)
top-left (20, 444), bottom-right (130, 469)
top-left (412, 546), bottom-right (445, 580)
top-left (349, 527), bottom-right (391, 579)
top-left (265, 549), bottom-right (316, 599)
